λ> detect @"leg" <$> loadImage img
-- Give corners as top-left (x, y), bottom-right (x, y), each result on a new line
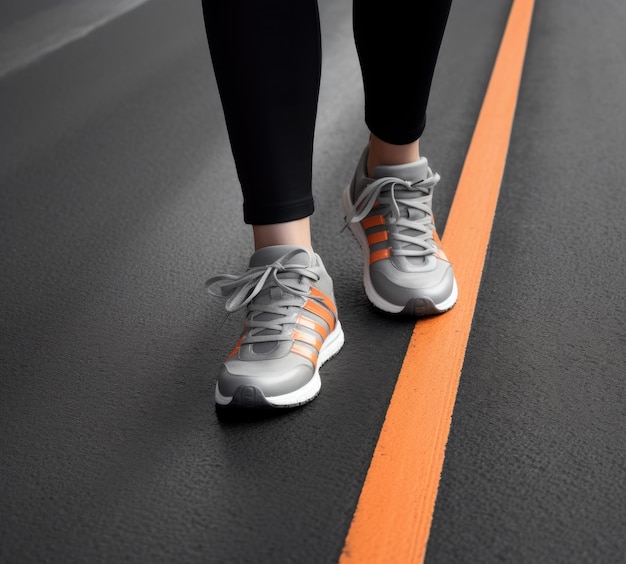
top-left (252, 217), bottom-right (312, 251)
top-left (202, 0), bottom-right (322, 249)
top-left (202, 2), bottom-right (344, 410)
top-left (344, 0), bottom-right (457, 316)
top-left (368, 134), bottom-right (421, 175)
top-left (353, 0), bottom-right (452, 173)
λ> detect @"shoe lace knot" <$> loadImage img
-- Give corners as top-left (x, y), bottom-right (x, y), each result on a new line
top-left (206, 249), bottom-right (320, 343)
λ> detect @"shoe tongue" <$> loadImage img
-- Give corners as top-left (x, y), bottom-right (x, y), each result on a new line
top-left (373, 157), bottom-right (429, 183)
top-left (249, 245), bottom-right (314, 268)
top-left (372, 158), bottom-right (432, 271)
top-left (246, 245), bottom-right (313, 354)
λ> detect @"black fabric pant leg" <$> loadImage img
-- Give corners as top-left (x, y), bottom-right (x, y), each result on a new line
top-left (202, 1), bottom-right (451, 226)
top-left (202, 0), bottom-right (322, 225)
top-left (354, 0), bottom-right (453, 144)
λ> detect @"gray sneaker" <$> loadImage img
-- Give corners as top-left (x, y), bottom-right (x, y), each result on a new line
top-left (343, 147), bottom-right (458, 316)
top-left (206, 245), bottom-right (344, 409)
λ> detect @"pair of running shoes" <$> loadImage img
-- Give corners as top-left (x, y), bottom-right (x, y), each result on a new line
top-left (206, 147), bottom-right (458, 409)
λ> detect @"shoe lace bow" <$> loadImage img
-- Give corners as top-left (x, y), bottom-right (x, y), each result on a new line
top-left (206, 249), bottom-right (319, 344)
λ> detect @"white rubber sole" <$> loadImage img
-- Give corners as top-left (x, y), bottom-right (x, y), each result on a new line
top-left (215, 321), bottom-right (345, 408)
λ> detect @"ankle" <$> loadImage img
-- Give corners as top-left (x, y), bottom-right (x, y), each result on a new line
top-left (252, 217), bottom-right (313, 251)
top-left (367, 134), bottom-right (421, 176)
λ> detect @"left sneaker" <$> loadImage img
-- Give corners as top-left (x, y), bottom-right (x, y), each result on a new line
top-left (206, 245), bottom-right (344, 409)
top-left (343, 147), bottom-right (458, 316)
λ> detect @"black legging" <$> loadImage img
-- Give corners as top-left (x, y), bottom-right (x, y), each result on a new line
top-left (202, 0), bottom-right (452, 225)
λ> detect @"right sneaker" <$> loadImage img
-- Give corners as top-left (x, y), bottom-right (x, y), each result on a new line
top-left (343, 147), bottom-right (458, 316)
top-left (206, 245), bottom-right (344, 409)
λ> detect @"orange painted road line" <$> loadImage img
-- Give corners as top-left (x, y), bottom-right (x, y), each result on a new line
top-left (340, 0), bottom-right (535, 562)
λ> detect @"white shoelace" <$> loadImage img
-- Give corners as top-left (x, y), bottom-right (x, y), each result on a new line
top-left (206, 249), bottom-right (319, 345)
top-left (344, 173), bottom-right (441, 258)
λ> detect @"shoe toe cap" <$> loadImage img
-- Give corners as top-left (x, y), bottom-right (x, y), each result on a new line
top-left (370, 259), bottom-right (456, 308)
top-left (217, 355), bottom-right (315, 399)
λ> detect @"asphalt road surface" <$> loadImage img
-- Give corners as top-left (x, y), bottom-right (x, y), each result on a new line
top-left (1, 0), bottom-right (625, 562)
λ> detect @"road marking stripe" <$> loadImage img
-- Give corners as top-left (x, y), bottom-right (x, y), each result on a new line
top-left (0, 0), bottom-right (152, 78)
top-left (340, 0), bottom-right (535, 561)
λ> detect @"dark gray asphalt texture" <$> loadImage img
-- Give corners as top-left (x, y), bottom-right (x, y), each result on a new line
top-left (1, 1), bottom-right (624, 563)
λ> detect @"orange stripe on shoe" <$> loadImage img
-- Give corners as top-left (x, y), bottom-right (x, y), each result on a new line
top-left (341, 0), bottom-right (535, 561)
top-left (302, 299), bottom-right (337, 331)
top-left (296, 314), bottom-right (330, 340)
top-left (226, 335), bottom-right (245, 361)
top-left (290, 343), bottom-right (319, 365)
top-left (367, 230), bottom-right (389, 246)
top-left (369, 248), bottom-right (391, 265)
top-left (292, 329), bottom-right (323, 351)
top-left (303, 299), bottom-right (336, 333)
top-left (431, 230), bottom-right (449, 262)
top-left (362, 215), bottom-right (386, 230)
top-left (309, 287), bottom-right (339, 319)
